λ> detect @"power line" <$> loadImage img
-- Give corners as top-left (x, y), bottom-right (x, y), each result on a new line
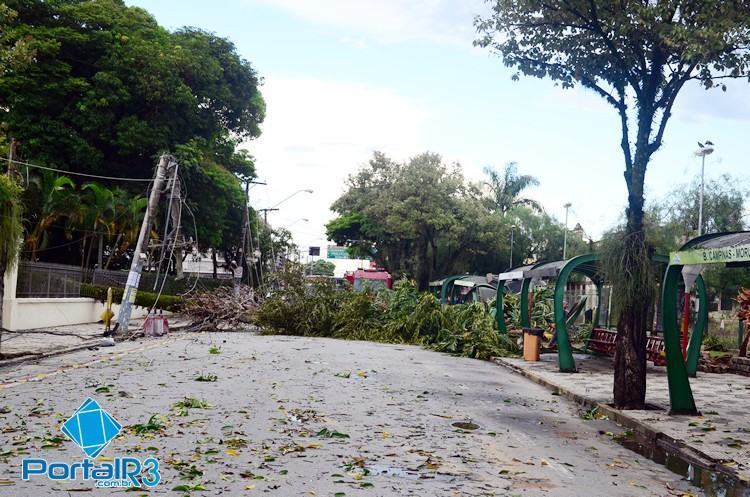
top-left (9, 158), bottom-right (153, 183)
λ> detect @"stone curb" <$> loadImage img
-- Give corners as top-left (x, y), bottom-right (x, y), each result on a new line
top-left (493, 356), bottom-right (750, 488)
top-left (0, 339), bottom-right (102, 369)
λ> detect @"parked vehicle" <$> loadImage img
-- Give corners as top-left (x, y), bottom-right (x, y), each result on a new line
top-left (344, 268), bottom-right (392, 291)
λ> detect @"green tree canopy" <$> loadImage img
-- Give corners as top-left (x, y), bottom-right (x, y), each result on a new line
top-left (328, 151), bottom-right (582, 289)
top-left (1, 0), bottom-right (265, 267)
top-left (305, 259), bottom-right (335, 277)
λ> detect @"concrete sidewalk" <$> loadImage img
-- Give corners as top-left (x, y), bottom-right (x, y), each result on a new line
top-left (0, 316), bottom-right (190, 365)
top-left (495, 353), bottom-right (750, 489)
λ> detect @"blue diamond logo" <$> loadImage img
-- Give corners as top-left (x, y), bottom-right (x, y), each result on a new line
top-left (60, 398), bottom-right (122, 458)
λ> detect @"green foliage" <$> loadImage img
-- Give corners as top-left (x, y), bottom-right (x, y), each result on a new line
top-left (80, 283), bottom-right (183, 311)
top-left (598, 231), bottom-right (657, 318)
top-left (2, 1), bottom-right (264, 174)
top-left (256, 271), bottom-right (520, 359)
top-left (649, 174), bottom-right (747, 252)
top-left (483, 162), bottom-right (540, 215)
top-left (194, 372), bottom-right (217, 382)
top-left (703, 333), bottom-right (735, 352)
top-left (0, 176), bottom-right (22, 268)
top-left (504, 286), bottom-right (555, 330)
top-left (433, 302), bottom-right (519, 360)
top-left (304, 259), bottom-right (335, 277)
top-left (129, 415), bottom-right (167, 435)
top-left (0, 4), bottom-right (32, 75)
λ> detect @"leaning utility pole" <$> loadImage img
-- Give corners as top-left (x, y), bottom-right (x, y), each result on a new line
top-left (115, 155), bottom-right (171, 334)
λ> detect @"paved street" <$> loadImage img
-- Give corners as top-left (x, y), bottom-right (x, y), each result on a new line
top-left (0, 333), bottom-right (702, 496)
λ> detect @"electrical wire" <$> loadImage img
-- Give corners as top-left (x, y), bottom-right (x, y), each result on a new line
top-left (179, 199), bottom-right (201, 296)
top-left (148, 166), bottom-right (181, 316)
top-left (10, 158), bottom-right (153, 182)
top-left (152, 167), bottom-right (178, 290)
top-left (254, 213), bottom-right (264, 285)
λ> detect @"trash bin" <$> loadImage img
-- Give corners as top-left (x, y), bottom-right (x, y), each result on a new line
top-left (522, 327), bottom-right (544, 362)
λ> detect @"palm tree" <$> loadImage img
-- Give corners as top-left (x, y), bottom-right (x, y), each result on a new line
top-left (483, 162), bottom-right (541, 216)
top-left (79, 182), bottom-right (115, 269)
top-left (103, 189), bottom-right (147, 269)
top-left (24, 171), bottom-right (78, 260)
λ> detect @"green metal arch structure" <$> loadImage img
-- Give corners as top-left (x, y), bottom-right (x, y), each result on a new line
top-left (439, 274), bottom-right (468, 304)
top-left (469, 283), bottom-right (497, 303)
top-left (552, 254), bottom-right (603, 373)
top-left (661, 231), bottom-right (750, 414)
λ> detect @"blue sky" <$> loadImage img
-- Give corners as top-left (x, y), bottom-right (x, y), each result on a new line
top-left (128, 0), bottom-right (750, 251)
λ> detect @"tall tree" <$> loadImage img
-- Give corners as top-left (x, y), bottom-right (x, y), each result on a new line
top-left (477, 1), bottom-right (750, 409)
top-left (1, 0), bottom-right (264, 265)
top-left (660, 174), bottom-right (747, 237)
top-left (484, 162), bottom-right (541, 215)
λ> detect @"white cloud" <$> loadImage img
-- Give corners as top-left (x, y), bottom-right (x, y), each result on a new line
top-left (673, 79), bottom-right (750, 123)
top-left (249, 0), bottom-right (488, 46)
top-left (245, 76), bottom-right (426, 249)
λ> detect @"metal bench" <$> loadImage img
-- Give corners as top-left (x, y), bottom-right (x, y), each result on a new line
top-left (586, 328), bottom-right (665, 366)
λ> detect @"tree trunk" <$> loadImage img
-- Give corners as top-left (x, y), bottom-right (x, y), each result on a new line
top-left (416, 240), bottom-right (430, 291)
top-left (212, 249), bottom-right (218, 279)
top-left (613, 231), bottom-right (649, 409)
top-left (104, 233), bottom-right (122, 270)
top-left (613, 140), bottom-right (651, 409)
top-left (739, 325), bottom-right (750, 358)
top-left (0, 265), bottom-right (4, 358)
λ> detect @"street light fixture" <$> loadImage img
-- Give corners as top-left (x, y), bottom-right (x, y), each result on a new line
top-left (509, 224), bottom-right (517, 270)
top-left (284, 218), bottom-right (309, 229)
top-left (562, 202), bottom-right (572, 260)
top-left (695, 141), bottom-right (715, 236)
top-left (268, 189), bottom-right (314, 209)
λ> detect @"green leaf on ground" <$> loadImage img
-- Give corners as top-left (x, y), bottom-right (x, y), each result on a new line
top-left (316, 428), bottom-right (350, 439)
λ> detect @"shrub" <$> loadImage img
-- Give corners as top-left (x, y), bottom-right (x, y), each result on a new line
top-left (80, 283), bottom-right (183, 311)
top-left (703, 333), bottom-right (735, 352)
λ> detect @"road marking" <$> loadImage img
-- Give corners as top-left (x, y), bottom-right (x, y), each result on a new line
top-left (0, 339), bottom-right (176, 390)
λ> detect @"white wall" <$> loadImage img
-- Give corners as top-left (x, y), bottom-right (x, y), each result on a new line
top-left (2, 298), bottom-right (150, 331)
top-left (2, 263), bottom-right (148, 331)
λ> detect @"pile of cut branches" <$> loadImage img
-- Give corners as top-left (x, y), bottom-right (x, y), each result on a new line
top-left (181, 285), bottom-right (259, 330)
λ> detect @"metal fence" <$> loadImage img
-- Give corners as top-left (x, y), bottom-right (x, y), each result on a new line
top-left (15, 261), bottom-right (234, 298)
top-left (16, 261), bottom-right (92, 298)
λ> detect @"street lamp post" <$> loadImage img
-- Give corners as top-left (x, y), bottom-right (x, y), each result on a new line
top-left (562, 202), bottom-right (572, 260)
top-left (259, 189), bottom-right (314, 224)
top-left (695, 141), bottom-right (714, 236)
top-left (509, 224), bottom-right (516, 270)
